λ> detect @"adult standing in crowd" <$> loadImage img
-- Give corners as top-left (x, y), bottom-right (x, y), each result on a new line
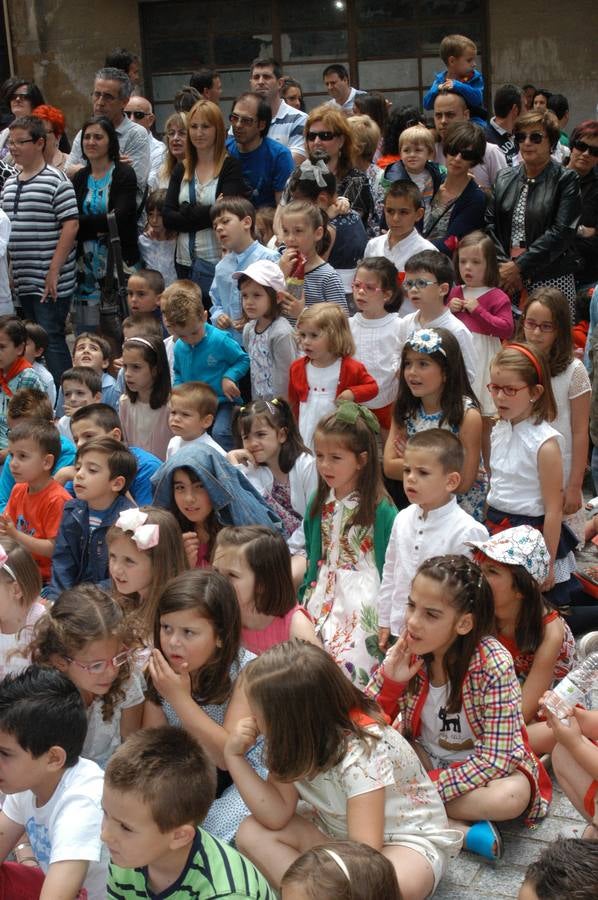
top-left (486, 109), bottom-right (582, 315)
top-left (304, 105), bottom-right (372, 225)
top-left (32, 105), bottom-right (69, 172)
top-left (484, 84), bottom-right (522, 166)
top-left (71, 116), bottom-right (139, 333)
top-left (163, 99), bottom-right (246, 298)
top-left (250, 57), bottom-right (307, 165)
top-left (1, 116), bottom-right (78, 382)
top-left (66, 67), bottom-right (150, 207)
top-left (567, 120), bottom-right (598, 289)
top-left (190, 68), bottom-right (223, 104)
top-left (0, 79), bottom-right (45, 158)
top-left (124, 95), bottom-right (166, 184)
top-left (433, 90), bottom-right (506, 190)
top-left (149, 112), bottom-right (186, 191)
top-left (226, 92), bottom-right (294, 207)
top-left (281, 78), bottom-right (305, 112)
top-left (323, 64), bottom-right (365, 113)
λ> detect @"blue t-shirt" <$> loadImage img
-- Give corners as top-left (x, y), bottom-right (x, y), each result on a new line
top-left (0, 434), bottom-right (76, 513)
top-left (225, 136), bottom-right (295, 208)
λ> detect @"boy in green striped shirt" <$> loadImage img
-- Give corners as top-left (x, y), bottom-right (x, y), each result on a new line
top-left (102, 726), bottom-right (274, 899)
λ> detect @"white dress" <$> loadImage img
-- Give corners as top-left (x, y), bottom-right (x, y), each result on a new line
top-left (298, 359), bottom-right (341, 450)
top-left (349, 313), bottom-right (401, 410)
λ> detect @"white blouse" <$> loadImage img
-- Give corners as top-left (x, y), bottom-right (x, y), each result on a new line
top-left (487, 418), bottom-right (563, 516)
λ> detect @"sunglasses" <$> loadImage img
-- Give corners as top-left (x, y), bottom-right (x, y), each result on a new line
top-left (514, 131), bottom-right (545, 145)
top-left (125, 110), bottom-right (150, 120)
top-left (306, 131), bottom-right (339, 142)
top-left (229, 113), bottom-right (256, 126)
top-left (447, 148), bottom-right (478, 162)
top-left (572, 139), bottom-right (598, 159)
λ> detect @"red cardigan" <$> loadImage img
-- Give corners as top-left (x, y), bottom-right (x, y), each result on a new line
top-left (288, 355), bottom-right (378, 418)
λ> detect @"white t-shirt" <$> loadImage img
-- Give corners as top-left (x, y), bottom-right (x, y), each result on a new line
top-left (2, 757), bottom-right (108, 900)
top-left (167, 432), bottom-right (226, 460)
top-left (364, 230), bottom-right (438, 317)
top-left (0, 601), bottom-right (45, 678)
top-left (419, 683), bottom-right (476, 764)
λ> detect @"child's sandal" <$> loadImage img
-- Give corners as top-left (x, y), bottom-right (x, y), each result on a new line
top-left (464, 820), bottom-right (503, 861)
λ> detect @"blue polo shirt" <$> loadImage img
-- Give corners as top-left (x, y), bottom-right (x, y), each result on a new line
top-left (225, 136), bottom-right (295, 208)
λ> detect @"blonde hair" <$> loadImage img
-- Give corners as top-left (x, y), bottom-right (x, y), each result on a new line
top-left (297, 303), bottom-right (354, 359)
top-left (346, 114), bottom-right (380, 162)
top-left (399, 124), bottom-right (435, 154)
top-left (159, 112), bottom-right (186, 183)
top-left (171, 381), bottom-right (218, 418)
top-left (0, 538), bottom-right (41, 607)
top-left (440, 34), bottom-right (477, 64)
top-left (183, 100), bottom-right (227, 181)
top-left (161, 279), bottom-right (204, 325)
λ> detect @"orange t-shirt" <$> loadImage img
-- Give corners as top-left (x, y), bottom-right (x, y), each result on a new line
top-left (6, 480), bottom-right (71, 581)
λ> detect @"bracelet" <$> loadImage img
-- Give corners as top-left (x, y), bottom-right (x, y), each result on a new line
top-left (18, 857), bottom-right (38, 865)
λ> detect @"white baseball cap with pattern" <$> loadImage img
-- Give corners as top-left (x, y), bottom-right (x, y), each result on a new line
top-left (466, 525), bottom-right (550, 583)
top-left (232, 260), bottom-right (286, 293)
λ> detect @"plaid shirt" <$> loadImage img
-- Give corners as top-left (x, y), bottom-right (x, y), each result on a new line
top-left (367, 636), bottom-right (551, 826)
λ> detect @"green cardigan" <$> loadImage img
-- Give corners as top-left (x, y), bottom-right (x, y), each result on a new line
top-left (299, 496), bottom-right (397, 602)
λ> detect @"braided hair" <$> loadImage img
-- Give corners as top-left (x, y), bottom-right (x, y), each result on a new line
top-left (414, 554), bottom-right (494, 712)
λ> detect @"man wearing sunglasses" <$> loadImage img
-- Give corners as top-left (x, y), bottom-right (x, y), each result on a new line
top-left (66, 67), bottom-right (150, 207)
top-left (225, 91), bottom-right (294, 207)
top-left (433, 90), bottom-right (507, 190)
top-left (124, 95), bottom-right (166, 184)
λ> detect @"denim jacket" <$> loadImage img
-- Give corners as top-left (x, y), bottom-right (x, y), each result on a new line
top-left (48, 494), bottom-right (135, 599)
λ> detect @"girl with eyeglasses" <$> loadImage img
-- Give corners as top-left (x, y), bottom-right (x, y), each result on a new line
top-left (486, 109), bottom-right (582, 317)
top-left (519, 287), bottom-right (591, 535)
top-left (423, 121), bottom-right (486, 256)
top-left (567, 119), bottom-right (598, 288)
top-left (485, 343), bottom-right (576, 607)
top-left (27, 583), bottom-right (145, 769)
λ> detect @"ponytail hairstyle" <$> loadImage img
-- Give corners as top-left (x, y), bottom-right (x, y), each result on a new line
top-left (311, 404), bottom-right (388, 526)
top-left (27, 585), bottom-right (135, 722)
top-left (490, 342), bottom-right (556, 422)
top-left (411, 555), bottom-right (494, 713)
top-left (279, 199), bottom-right (331, 256)
top-left (243, 640), bottom-right (386, 780)
top-left (518, 287), bottom-right (573, 377)
top-left (232, 397), bottom-right (311, 472)
top-left (355, 256), bottom-right (403, 313)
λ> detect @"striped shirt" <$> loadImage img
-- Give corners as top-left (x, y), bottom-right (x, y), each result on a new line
top-left (107, 826), bottom-right (275, 899)
top-left (269, 99), bottom-right (307, 158)
top-left (2, 165), bottom-right (78, 299)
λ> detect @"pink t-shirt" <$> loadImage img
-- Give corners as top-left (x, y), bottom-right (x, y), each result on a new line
top-left (241, 605), bottom-right (311, 656)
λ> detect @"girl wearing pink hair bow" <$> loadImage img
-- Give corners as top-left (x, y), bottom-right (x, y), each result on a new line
top-left (0, 537), bottom-right (45, 678)
top-left (107, 506), bottom-right (188, 640)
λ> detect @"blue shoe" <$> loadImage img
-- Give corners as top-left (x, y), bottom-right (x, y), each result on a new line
top-left (464, 820), bottom-right (503, 860)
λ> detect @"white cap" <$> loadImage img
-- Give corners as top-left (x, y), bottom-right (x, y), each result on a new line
top-left (232, 259), bottom-right (286, 293)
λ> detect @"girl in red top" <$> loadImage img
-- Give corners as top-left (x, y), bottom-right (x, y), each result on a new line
top-left (289, 302), bottom-right (378, 450)
top-left (469, 525), bottom-right (575, 754)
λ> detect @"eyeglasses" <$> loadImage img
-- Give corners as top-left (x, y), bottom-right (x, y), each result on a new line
top-left (125, 110), bottom-right (150, 120)
top-left (166, 129), bottom-right (186, 139)
top-left (306, 130), bottom-right (339, 142)
top-left (11, 93), bottom-right (30, 103)
top-left (351, 280), bottom-right (386, 293)
top-left (65, 648), bottom-right (141, 675)
top-left (514, 131), bottom-right (545, 145)
top-left (229, 113), bottom-right (256, 126)
top-left (572, 139), bottom-right (598, 159)
top-left (486, 383), bottom-right (529, 397)
top-left (6, 139), bottom-right (34, 148)
top-left (447, 148), bottom-right (478, 162)
top-left (404, 278), bottom-right (439, 290)
top-left (92, 90), bottom-right (118, 102)
top-left (523, 318), bottom-right (555, 333)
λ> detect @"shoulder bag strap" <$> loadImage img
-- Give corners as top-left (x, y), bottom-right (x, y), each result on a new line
top-left (423, 196), bottom-right (458, 237)
top-left (106, 211), bottom-right (128, 318)
top-left (187, 174), bottom-right (197, 262)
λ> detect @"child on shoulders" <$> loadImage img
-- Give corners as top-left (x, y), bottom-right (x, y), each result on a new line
top-left (423, 34), bottom-right (485, 125)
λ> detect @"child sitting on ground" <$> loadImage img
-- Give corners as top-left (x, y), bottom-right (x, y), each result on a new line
top-left (167, 381), bottom-right (224, 459)
top-left (48, 436), bottom-right (137, 599)
top-left (24, 321), bottom-right (57, 408)
top-left (0, 420), bottom-right (70, 585)
top-left (102, 726), bottom-right (274, 898)
top-left (518, 837), bottom-right (598, 900)
top-left (0, 666), bottom-right (107, 899)
top-left (0, 538), bottom-right (45, 678)
top-left (56, 332), bottom-right (118, 415)
top-left (0, 316), bottom-right (44, 459)
top-left (57, 365), bottom-right (103, 440)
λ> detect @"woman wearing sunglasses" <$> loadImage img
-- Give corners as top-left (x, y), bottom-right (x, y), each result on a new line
top-left (423, 121), bottom-right (486, 255)
top-left (302, 105), bottom-right (373, 226)
top-left (486, 109), bottom-right (582, 316)
top-left (567, 120), bottom-right (598, 289)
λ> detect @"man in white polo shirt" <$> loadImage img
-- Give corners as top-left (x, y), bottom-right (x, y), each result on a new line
top-left (323, 64), bottom-right (365, 113)
top-left (124, 95), bottom-right (166, 184)
top-left (249, 57), bottom-right (307, 164)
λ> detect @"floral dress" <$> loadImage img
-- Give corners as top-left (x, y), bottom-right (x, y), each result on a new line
top-left (304, 491), bottom-right (382, 687)
top-left (406, 399), bottom-right (488, 522)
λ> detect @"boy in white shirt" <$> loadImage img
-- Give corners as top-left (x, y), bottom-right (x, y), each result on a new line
top-left (378, 429), bottom-right (488, 649)
top-left (364, 181), bottom-right (437, 316)
top-left (0, 665), bottom-right (107, 899)
top-left (397, 250), bottom-right (478, 386)
top-left (167, 381), bottom-right (225, 459)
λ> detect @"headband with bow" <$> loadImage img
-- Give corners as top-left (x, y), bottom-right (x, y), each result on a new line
top-left (405, 328), bottom-right (447, 358)
top-left (335, 401), bottom-right (380, 434)
top-left (0, 544), bottom-right (15, 581)
top-left (115, 509), bottom-right (160, 551)
top-left (298, 158), bottom-right (329, 189)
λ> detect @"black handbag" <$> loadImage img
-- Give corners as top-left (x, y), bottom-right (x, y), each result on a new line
top-left (99, 211), bottom-right (128, 351)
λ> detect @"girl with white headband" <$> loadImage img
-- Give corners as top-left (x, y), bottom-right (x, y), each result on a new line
top-left (119, 335), bottom-right (173, 460)
top-left (0, 538), bottom-right (45, 678)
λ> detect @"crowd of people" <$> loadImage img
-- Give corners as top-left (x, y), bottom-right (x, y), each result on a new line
top-left (0, 32), bottom-right (595, 900)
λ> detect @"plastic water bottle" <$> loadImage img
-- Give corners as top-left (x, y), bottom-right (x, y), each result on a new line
top-left (543, 652), bottom-right (598, 719)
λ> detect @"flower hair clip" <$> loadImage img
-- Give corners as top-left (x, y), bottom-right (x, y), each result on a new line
top-left (0, 544), bottom-right (16, 581)
top-left (115, 509), bottom-right (160, 551)
top-left (405, 328), bottom-right (446, 357)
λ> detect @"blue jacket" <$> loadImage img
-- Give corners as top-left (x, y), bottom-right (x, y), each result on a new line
top-left (48, 493), bottom-right (135, 599)
top-left (173, 324), bottom-right (249, 403)
top-left (0, 435), bottom-right (76, 513)
top-left (423, 69), bottom-right (486, 124)
top-left (151, 444), bottom-right (282, 532)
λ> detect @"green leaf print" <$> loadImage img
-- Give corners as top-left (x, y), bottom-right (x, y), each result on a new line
top-left (361, 604), bottom-right (378, 633)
